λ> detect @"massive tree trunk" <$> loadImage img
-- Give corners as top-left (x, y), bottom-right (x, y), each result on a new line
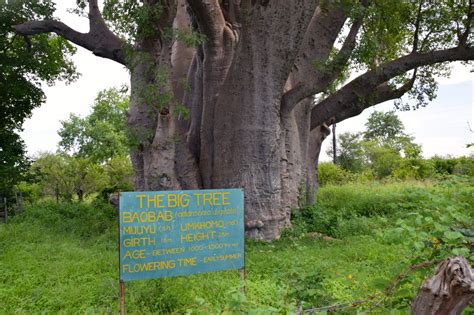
top-left (128, 0), bottom-right (200, 192)
top-left (191, 1), bottom-right (316, 239)
top-left (13, 0), bottom-right (474, 240)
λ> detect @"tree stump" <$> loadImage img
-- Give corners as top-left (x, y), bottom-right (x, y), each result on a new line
top-left (411, 257), bottom-right (474, 315)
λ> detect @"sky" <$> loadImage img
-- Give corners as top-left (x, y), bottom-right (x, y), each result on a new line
top-left (20, 1), bottom-right (474, 160)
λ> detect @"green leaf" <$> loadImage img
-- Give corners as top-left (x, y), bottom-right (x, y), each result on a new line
top-left (443, 231), bottom-right (464, 241)
top-left (451, 247), bottom-right (469, 256)
top-left (372, 278), bottom-right (390, 290)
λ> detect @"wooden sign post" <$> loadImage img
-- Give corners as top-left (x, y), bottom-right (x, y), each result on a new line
top-left (117, 189), bottom-right (245, 312)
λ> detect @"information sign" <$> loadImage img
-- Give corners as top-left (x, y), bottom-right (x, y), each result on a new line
top-left (119, 189), bottom-right (244, 281)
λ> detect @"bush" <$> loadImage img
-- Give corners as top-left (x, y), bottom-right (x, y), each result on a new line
top-left (430, 156), bottom-right (458, 174)
top-left (18, 200), bottom-right (116, 239)
top-left (453, 156), bottom-right (474, 176)
top-left (392, 158), bottom-right (434, 180)
top-left (15, 181), bottom-right (42, 204)
top-left (363, 142), bottom-right (402, 178)
top-left (292, 177), bottom-right (474, 244)
top-left (429, 156), bottom-right (474, 176)
top-left (317, 162), bottom-right (355, 186)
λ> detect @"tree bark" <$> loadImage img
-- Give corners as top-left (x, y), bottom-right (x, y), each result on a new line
top-left (412, 257), bottom-right (474, 315)
top-left (207, 0), bottom-right (319, 240)
top-left (128, 1), bottom-right (200, 192)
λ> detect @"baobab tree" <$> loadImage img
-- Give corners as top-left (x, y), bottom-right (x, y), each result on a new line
top-left (13, 0), bottom-right (474, 240)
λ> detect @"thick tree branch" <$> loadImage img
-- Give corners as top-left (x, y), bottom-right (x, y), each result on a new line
top-left (332, 70), bottom-right (417, 125)
top-left (282, 1), bottom-right (366, 114)
top-left (292, 2), bottom-right (346, 76)
top-left (221, 0), bottom-right (241, 26)
top-left (88, 0), bottom-right (102, 29)
top-left (13, 1), bottom-right (126, 65)
top-left (281, 3), bottom-right (346, 113)
top-left (282, 15), bottom-right (363, 113)
top-left (88, 0), bottom-right (110, 34)
top-left (310, 45), bottom-right (474, 129)
top-left (186, 0), bottom-right (226, 43)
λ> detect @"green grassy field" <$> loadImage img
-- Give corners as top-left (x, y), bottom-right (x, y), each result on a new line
top-left (0, 176), bottom-right (473, 314)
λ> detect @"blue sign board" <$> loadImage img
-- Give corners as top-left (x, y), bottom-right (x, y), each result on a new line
top-left (119, 189), bottom-right (244, 281)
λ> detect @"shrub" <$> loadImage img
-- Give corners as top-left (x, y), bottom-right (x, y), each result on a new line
top-left (453, 156), bottom-right (474, 176)
top-left (317, 162), bottom-right (355, 186)
top-left (19, 200), bottom-right (116, 239)
top-left (363, 142), bottom-right (402, 179)
top-left (15, 181), bottom-right (42, 204)
top-left (392, 158), bottom-right (434, 180)
top-left (430, 156), bottom-right (458, 174)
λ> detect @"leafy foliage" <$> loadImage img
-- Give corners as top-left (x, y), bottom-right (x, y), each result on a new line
top-left (292, 176), bottom-right (473, 311)
top-left (350, 0), bottom-right (472, 110)
top-left (29, 153), bottom-right (109, 202)
top-left (329, 110), bottom-right (426, 179)
top-left (326, 132), bottom-right (365, 172)
top-left (24, 152), bottom-right (133, 203)
top-left (58, 88), bottom-right (129, 164)
top-left (317, 162), bottom-right (357, 186)
top-left (0, 0), bottom-right (77, 197)
top-left (0, 130), bottom-right (29, 198)
top-left (364, 110), bottom-right (405, 143)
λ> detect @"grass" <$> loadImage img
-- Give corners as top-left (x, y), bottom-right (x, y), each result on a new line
top-left (0, 176), bottom-right (472, 314)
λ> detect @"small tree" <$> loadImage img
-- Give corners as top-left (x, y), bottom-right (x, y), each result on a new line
top-left (31, 153), bottom-right (108, 202)
top-left (64, 157), bottom-right (108, 202)
top-left (362, 141), bottom-right (403, 178)
top-left (57, 88), bottom-right (133, 198)
top-left (58, 88), bottom-right (129, 164)
top-left (102, 156), bottom-right (134, 196)
top-left (327, 132), bottom-right (365, 173)
top-left (31, 153), bottom-right (72, 202)
top-left (330, 111), bottom-right (424, 178)
top-left (364, 110), bottom-right (405, 144)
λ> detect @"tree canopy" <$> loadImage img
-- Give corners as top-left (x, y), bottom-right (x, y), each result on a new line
top-left (58, 87), bottom-right (130, 164)
top-left (0, 0), bottom-right (76, 197)
top-left (329, 110), bottom-right (424, 178)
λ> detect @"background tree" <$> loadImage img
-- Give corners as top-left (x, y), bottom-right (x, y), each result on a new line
top-left (64, 157), bottom-right (107, 201)
top-left (363, 110), bottom-right (422, 155)
top-left (362, 141), bottom-right (402, 178)
top-left (0, 0), bottom-right (77, 199)
top-left (58, 87), bottom-right (129, 164)
top-left (362, 111), bottom-right (423, 177)
top-left (31, 153), bottom-right (72, 202)
top-left (102, 155), bottom-right (134, 192)
top-left (30, 153), bottom-right (109, 202)
top-left (13, 0), bottom-right (474, 240)
top-left (57, 87), bottom-right (133, 196)
top-left (326, 132), bottom-right (365, 173)
top-left (328, 110), bottom-right (425, 179)
top-left (364, 111), bottom-right (405, 145)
